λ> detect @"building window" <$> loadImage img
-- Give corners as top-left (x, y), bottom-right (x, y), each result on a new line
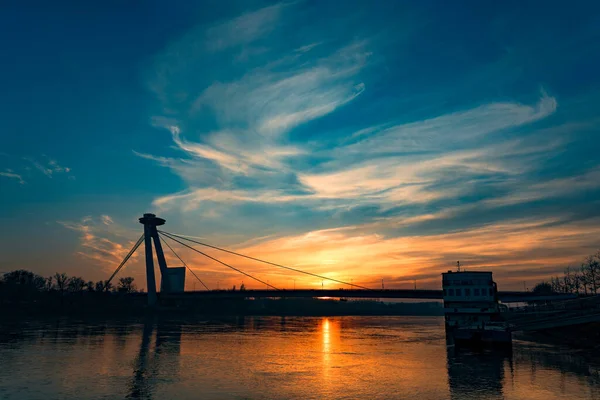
top-left (449, 289), bottom-right (454, 296)
top-left (474, 288), bottom-right (480, 296)
top-left (465, 288), bottom-right (471, 296)
top-left (455, 289), bottom-right (461, 296)
top-left (443, 289), bottom-right (447, 296)
top-left (489, 288), bottom-right (494, 296)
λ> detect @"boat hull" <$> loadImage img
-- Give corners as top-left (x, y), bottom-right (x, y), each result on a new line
top-left (448, 327), bottom-right (512, 345)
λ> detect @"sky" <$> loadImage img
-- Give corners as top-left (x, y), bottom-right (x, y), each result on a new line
top-left (1, 1), bottom-right (600, 291)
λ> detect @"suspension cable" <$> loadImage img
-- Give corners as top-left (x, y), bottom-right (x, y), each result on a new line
top-left (158, 230), bottom-right (371, 290)
top-left (159, 234), bottom-right (210, 291)
top-left (159, 232), bottom-right (280, 290)
top-left (105, 233), bottom-right (145, 289)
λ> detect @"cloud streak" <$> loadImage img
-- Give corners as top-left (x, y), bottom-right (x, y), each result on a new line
top-left (149, 92), bottom-right (562, 213)
top-left (25, 156), bottom-right (71, 178)
top-left (0, 171), bottom-right (25, 184)
top-left (335, 91), bottom-right (557, 157)
top-left (205, 3), bottom-right (285, 51)
top-left (58, 216), bottom-right (141, 272)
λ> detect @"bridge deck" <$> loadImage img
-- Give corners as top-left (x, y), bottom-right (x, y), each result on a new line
top-left (160, 289), bottom-right (575, 303)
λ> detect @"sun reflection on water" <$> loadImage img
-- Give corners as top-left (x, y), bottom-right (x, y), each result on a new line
top-left (321, 318), bottom-right (331, 383)
top-left (322, 318), bottom-right (331, 351)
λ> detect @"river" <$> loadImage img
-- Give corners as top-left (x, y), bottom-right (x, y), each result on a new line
top-left (0, 316), bottom-right (598, 399)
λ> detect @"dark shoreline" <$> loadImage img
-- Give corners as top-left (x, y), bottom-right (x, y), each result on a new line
top-left (0, 294), bottom-right (444, 317)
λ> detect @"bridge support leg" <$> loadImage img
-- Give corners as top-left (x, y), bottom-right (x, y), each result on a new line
top-left (151, 227), bottom-right (170, 292)
top-left (139, 213), bottom-right (168, 306)
top-left (143, 223), bottom-right (157, 306)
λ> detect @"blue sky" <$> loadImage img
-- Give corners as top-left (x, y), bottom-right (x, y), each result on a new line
top-left (1, 1), bottom-right (600, 290)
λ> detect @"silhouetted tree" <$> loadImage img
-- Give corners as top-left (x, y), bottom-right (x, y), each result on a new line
top-left (54, 273), bottom-right (70, 293)
top-left (562, 267), bottom-right (574, 293)
top-left (117, 277), bottom-right (136, 293)
top-left (1, 270), bottom-right (45, 292)
top-left (85, 281), bottom-right (95, 292)
top-left (240, 283), bottom-right (246, 291)
top-left (582, 255), bottom-right (600, 294)
top-left (532, 282), bottom-right (554, 295)
top-left (45, 276), bottom-right (54, 291)
top-left (542, 251), bottom-right (600, 295)
top-left (95, 280), bottom-right (114, 292)
top-left (68, 277), bottom-right (86, 292)
top-left (572, 269), bottom-right (583, 294)
top-left (550, 276), bottom-right (561, 293)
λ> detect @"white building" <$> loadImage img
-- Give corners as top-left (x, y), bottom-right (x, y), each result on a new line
top-left (442, 270), bottom-right (510, 343)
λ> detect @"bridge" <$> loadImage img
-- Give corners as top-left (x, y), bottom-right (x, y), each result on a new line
top-left (159, 289), bottom-right (576, 303)
top-left (106, 213), bottom-right (575, 306)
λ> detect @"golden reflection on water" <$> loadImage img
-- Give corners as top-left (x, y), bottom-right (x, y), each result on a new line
top-left (320, 318), bottom-right (340, 387)
top-left (322, 318), bottom-right (331, 353)
top-left (321, 318), bottom-right (331, 387)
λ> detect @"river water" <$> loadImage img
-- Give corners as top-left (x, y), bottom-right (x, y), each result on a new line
top-left (0, 316), bottom-right (598, 399)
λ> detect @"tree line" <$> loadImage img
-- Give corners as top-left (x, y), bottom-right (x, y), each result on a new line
top-left (0, 270), bottom-right (139, 294)
top-left (533, 251), bottom-right (600, 295)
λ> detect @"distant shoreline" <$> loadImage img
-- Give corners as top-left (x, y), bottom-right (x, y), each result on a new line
top-left (0, 294), bottom-right (444, 317)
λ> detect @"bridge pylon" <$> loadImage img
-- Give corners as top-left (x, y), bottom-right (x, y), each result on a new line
top-left (139, 213), bottom-right (170, 306)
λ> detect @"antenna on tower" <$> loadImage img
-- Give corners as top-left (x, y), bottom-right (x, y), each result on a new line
top-left (457, 261), bottom-right (461, 272)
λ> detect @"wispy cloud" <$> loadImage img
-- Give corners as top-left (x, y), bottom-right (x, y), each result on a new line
top-left (335, 91), bottom-right (557, 157)
top-left (149, 92), bottom-right (561, 212)
top-left (58, 216), bottom-right (140, 271)
top-left (153, 187), bottom-right (301, 212)
top-left (141, 18), bottom-right (370, 195)
top-left (483, 166), bottom-right (600, 207)
top-left (0, 171), bottom-right (25, 184)
top-left (205, 3), bottom-right (286, 51)
top-left (24, 156), bottom-right (72, 178)
top-left (0, 154), bottom-right (73, 186)
top-left (295, 42), bottom-right (322, 53)
top-left (187, 41), bottom-right (369, 147)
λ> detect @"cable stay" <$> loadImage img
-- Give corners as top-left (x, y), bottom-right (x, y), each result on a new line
top-left (158, 230), bottom-right (372, 290)
top-left (159, 234), bottom-right (210, 291)
top-left (105, 233), bottom-right (145, 289)
top-left (159, 231), bottom-right (280, 290)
